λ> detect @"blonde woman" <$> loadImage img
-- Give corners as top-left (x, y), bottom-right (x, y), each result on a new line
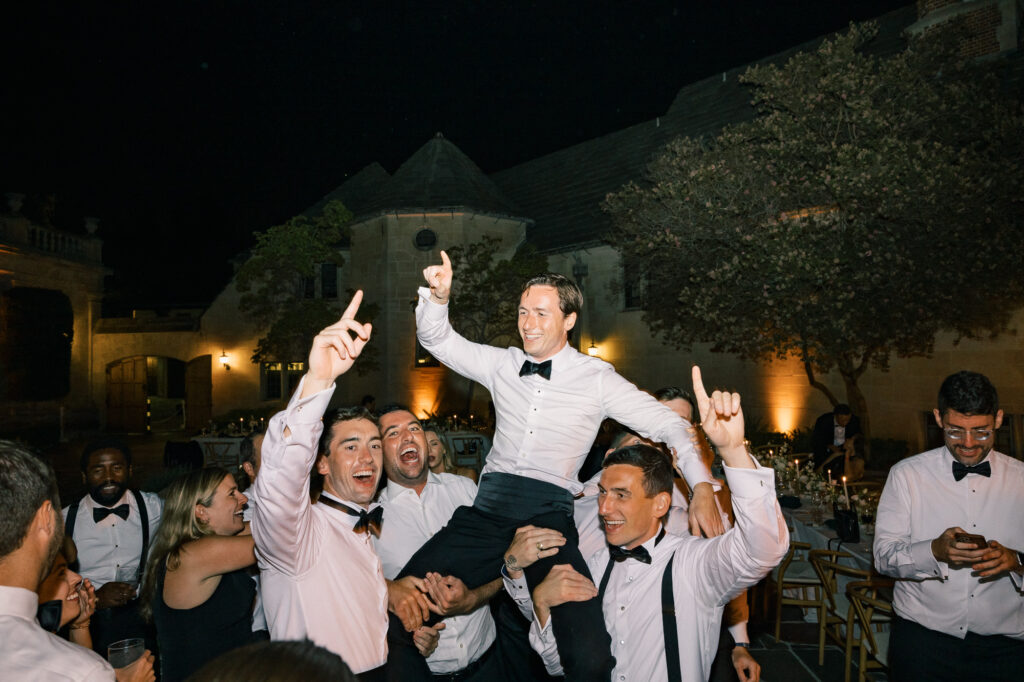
top-left (140, 468), bottom-right (255, 681)
top-left (424, 425), bottom-right (478, 483)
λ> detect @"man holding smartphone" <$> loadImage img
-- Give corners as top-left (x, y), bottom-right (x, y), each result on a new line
top-left (874, 371), bottom-right (1024, 681)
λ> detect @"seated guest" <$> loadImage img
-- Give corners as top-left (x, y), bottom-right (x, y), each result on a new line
top-left (1, 439), bottom-right (156, 681)
top-left (811, 404), bottom-right (862, 478)
top-left (37, 536), bottom-right (96, 650)
top-left (140, 468), bottom-right (256, 681)
top-left (502, 368), bottom-right (787, 680)
top-left (423, 424), bottom-right (478, 483)
top-left (189, 640), bottom-right (356, 682)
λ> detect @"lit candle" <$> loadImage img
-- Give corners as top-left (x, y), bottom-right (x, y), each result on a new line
top-left (842, 476), bottom-right (850, 510)
top-left (827, 469), bottom-right (833, 487)
top-left (795, 459), bottom-right (800, 477)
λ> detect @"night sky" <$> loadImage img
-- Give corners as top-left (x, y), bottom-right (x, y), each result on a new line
top-left (2, 1), bottom-right (909, 310)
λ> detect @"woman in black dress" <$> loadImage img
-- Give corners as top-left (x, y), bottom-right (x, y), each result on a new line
top-left (140, 467), bottom-right (256, 681)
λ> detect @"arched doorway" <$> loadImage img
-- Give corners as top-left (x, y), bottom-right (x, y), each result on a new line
top-left (106, 355), bottom-right (205, 433)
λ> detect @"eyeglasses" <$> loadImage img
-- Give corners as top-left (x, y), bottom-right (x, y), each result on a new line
top-left (943, 427), bottom-right (994, 442)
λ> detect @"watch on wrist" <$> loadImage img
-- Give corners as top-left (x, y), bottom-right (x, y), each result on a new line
top-left (733, 642), bottom-right (750, 649)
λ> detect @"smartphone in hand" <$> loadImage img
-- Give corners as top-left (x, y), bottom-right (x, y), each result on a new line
top-left (955, 533), bottom-right (988, 552)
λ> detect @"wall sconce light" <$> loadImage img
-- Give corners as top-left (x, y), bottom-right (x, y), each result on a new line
top-left (587, 342), bottom-right (599, 357)
top-left (220, 351), bottom-right (231, 371)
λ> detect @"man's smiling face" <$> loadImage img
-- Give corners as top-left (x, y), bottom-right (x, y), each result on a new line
top-left (518, 285), bottom-right (576, 362)
top-left (317, 417), bottom-right (382, 507)
top-left (379, 409), bottom-right (429, 488)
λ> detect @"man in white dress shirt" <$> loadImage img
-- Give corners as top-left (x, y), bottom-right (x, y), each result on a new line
top-left (400, 253), bottom-right (723, 680)
top-left (237, 432), bottom-right (268, 638)
top-left (253, 292), bottom-right (439, 681)
top-left (62, 438), bottom-right (161, 655)
top-left (373, 405), bottom-right (503, 681)
top-left (0, 439), bottom-right (116, 680)
top-left (503, 367), bottom-right (787, 681)
top-left (874, 370), bottom-right (1024, 680)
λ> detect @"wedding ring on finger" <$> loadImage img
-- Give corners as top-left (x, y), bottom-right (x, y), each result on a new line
top-left (538, 542), bottom-right (544, 551)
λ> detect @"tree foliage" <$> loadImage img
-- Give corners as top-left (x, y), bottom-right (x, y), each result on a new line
top-left (235, 200), bottom-right (379, 374)
top-left (604, 22), bottom-right (1024, 452)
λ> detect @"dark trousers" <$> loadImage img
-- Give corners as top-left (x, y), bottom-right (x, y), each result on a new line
top-left (388, 474), bottom-right (613, 682)
top-left (890, 615), bottom-right (1024, 682)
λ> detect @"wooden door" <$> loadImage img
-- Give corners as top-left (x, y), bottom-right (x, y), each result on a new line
top-left (106, 356), bottom-right (147, 432)
top-left (185, 355), bottom-right (212, 433)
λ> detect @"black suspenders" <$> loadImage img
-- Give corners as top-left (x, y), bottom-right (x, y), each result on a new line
top-left (598, 552), bottom-right (682, 682)
top-left (66, 490), bottom-right (151, 581)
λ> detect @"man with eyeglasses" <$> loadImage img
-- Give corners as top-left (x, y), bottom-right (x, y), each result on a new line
top-left (874, 371), bottom-right (1024, 681)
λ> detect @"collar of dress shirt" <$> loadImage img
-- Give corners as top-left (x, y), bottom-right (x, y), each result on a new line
top-left (382, 471), bottom-right (441, 502)
top-left (613, 523), bottom-right (665, 560)
top-left (86, 489), bottom-right (132, 511)
top-left (0, 585), bottom-right (39, 620)
top-left (521, 341), bottom-right (576, 370)
top-left (319, 491), bottom-right (380, 528)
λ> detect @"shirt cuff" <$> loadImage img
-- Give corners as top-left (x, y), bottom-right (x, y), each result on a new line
top-left (417, 286), bottom-right (448, 309)
top-left (286, 375), bottom-right (336, 425)
top-left (728, 621), bottom-right (749, 645)
top-left (911, 539), bottom-right (946, 579)
top-left (501, 566), bottom-right (530, 599)
top-left (722, 461), bottom-right (774, 499)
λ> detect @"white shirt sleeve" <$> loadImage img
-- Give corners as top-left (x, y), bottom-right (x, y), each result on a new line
top-left (686, 463), bottom-right (789, 608)
top-left (873, 465), bottom-right (947, 580)
top-left (252, 376), bottom-right (335, 576)
top-left (414, 287), bottom-right (505, 390)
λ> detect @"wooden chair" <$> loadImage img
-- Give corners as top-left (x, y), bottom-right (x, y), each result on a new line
top-left (765, 541), bottom-right (822, 641)
top-left (848, 579), bottom-right (895, 682)
top-left (809, 549), bottom-right (873, 675)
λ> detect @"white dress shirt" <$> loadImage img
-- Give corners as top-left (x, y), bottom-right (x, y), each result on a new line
top-left (241, 488), bottom-right (267, 633)
top-left (874, 447), bottom-right (1024, 640)
top-left (374, 472), bottom-right (496, 673)
top-left (416, 288), bottom-right (712, 493)
top-left (0, 585), bottom-right (114, 681)
top-left (508, 463), bottom-right (787, 681)
top-left (62, 490), bottom-right (162, 591)
top-left (252, 378), bottom-right (389, 673)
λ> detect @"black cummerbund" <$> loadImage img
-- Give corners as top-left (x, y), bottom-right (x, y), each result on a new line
top-left (473, 472), bottom-right (574, 520)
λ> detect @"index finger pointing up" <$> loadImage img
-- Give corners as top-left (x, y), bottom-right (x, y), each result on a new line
top-left (342, 289), bottom-right (363, 319)
top-left (691, 365), bottom-right (709, 407)
top-left (440, 250), bottom-right (451, 270)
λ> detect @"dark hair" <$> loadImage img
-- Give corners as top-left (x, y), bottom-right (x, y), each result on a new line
top-left (653, 386), bottom-right (696, 416)
top-left (0, 440), bottom-right (61, 560)
top-left (376, 403), bottom-right (415, 420)
top-left (318, 406), bottom-right (377, 457)
top-left (608, 427), bottom-right (640, 451)
top-left (937, 371), bottom-right (999, 417)
top-left (235, 432), bottom-right (263, 492)
top-left (188, 639), bottom-right (356, 682)
top-left (361, 394), bottom-right (376, 407)
top-left (521, 273), bottom-right (583, 318)
top-left (833, 404), bottom-right (853, 416)
top-left (602, 444), bottom-right (674, 497)
top-left (79, 437), bottom-right (132, 473)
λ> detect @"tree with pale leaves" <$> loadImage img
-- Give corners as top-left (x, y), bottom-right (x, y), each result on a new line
top-left (604, 22), bottom-right (1024, 458)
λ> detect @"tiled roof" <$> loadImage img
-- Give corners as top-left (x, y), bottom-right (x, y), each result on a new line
top-left (352, 133), bottom-right (527, 222)
top-left (303, 162), bottom-right (391, 219)
top-left (492, 5), bottom-right (919, 254)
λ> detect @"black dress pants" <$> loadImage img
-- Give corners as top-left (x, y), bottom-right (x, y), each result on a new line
top-left (889, 615), bottom-right (1024, 682)
top-left (386, 474), bottom-right (613, 682)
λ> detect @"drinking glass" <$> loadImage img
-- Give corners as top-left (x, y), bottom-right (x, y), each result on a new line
top-left (108, 638), bottom-right (145, 669)
top-left (114, 566), bottom-right (139, 596)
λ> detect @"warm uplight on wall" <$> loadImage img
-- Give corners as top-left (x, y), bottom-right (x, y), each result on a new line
top-left (772, 406), bottom-right (800, 433)
top-left (220, 351), bottom-right (231, 371)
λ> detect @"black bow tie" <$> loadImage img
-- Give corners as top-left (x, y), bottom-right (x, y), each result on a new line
top-left (608, 544), bottom-right (652, 564)
top-left (317, 496), bottom-right (383, 536)
top-left (519, 359), bottom-right (552, 380)
top-left (952, 460), bottom-right (991, 481)
top-left (94, 504), bottom-right (130, 523)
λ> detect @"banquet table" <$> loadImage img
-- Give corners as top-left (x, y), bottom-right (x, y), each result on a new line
top-left (782, 506), bottom-right (876, 573)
